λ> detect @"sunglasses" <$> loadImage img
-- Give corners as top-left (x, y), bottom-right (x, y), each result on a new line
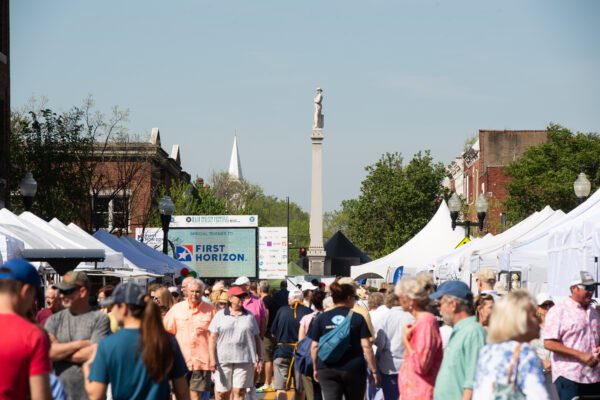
top-left (577, 285), bottom-right (596, 292)
top-left (59, 286), bottom-right (80, 296)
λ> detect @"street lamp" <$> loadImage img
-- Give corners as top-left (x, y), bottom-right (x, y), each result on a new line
top-left (448, 192), bottom-right (488, 237)
top-left (20, 172), bottom-right (37, 212)
top-left (573, 172), bottom-right (591, 205)
top-left (159, 195), bottom-right (175, 255)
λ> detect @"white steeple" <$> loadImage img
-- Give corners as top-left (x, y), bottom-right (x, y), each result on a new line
top-left (228, 135), bottom-right (243, 181)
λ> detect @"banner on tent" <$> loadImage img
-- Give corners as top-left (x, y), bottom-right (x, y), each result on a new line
top-left (258, 227), bottom-right (288, 279)
top-left (392, 266), bottom-right (404, 284)
top-left (455, 237), bottom-right (471, 249)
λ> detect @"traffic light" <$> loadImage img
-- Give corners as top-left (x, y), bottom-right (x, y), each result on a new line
top-left (299, 247), bottom-right (307, 258)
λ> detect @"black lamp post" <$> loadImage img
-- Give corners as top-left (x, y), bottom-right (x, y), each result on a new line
top-left (573, 172), bottom-right (591, 205)
top-left (159, 195), bottom-right (175, 255)
top-left (20, 172), bottom-right (38, 212)
top-left (448, 192), bottom-right (488, 237)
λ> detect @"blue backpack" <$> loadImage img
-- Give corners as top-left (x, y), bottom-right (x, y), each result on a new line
top-left (317, 310), bottom-right (354, 364)
top-left (295, 336), bottom-right (314, 376)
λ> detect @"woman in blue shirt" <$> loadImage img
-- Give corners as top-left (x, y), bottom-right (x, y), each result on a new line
top-left (83, 282), bottom-right (189, 400)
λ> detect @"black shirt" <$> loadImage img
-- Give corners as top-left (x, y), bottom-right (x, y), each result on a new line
top-left (274, 289), bottom-right (289, 308)
top-left (270, 303), bottom-right (312, 359)
top-left (307, 306), bottom-right (370, 372)
top-left (262, 295), bottom-right (278, 330)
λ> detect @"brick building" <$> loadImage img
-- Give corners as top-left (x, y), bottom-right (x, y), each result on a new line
top-left (0, 0), bottom-right (9, 208)
top-left (88, 128), bottom-right (191, 234)
top-left (445, 130), bottom-right (547, 233)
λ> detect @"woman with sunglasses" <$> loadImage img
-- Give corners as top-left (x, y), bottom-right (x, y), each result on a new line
top-left (208, 286), bottom-right (263, 400)
top-left (153, 286), bottom-right (175, 317)
top-left (83, 282), bottom-right (189, 400)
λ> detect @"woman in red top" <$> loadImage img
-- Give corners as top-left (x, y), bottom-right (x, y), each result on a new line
top-left (396, 275), bottom-right (443, 400)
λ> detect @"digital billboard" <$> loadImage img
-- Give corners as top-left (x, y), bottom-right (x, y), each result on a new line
top-left (169, 227), bottom-right (257, 278)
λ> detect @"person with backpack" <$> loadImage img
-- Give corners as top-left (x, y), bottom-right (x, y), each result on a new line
top-left (83, 281), bottom-right (190, 399)
top-left (308, 280), bottom-right (377, 400)
top-left (297, 290), bottom-right (326, 400)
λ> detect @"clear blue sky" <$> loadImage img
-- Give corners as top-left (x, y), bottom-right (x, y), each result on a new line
top-left (11, 1), bottom-right (600, 212)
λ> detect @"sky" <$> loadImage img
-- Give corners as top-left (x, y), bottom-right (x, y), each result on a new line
top-left (11, 1), bottom-right (600, 212)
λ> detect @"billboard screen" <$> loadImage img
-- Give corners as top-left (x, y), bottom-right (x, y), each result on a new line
top-left (169, 227), bottom-right (257, 278)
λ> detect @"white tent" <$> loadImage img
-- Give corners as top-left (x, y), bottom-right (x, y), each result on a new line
top-left (0, 209), bottom-right (58, 249)
top-left (500, 188), bottom-right (600, 296)
top-left (547, 192), bottom-right (600, 297)
top-left (351, 201), bottom-right (466, 280)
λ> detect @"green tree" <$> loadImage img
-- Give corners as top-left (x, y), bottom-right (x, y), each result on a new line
top-left (9, 108), bottom-right (93, 222)
top-left (145, 180), bottom-right (227, 227)
top-left (505, 124), bottom-right (600, 224)
top-left (344, 151), bottom-right (447, 259)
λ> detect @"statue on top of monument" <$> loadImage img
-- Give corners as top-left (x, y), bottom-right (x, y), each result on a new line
top-left (313, 87), bottom-right (324, 129)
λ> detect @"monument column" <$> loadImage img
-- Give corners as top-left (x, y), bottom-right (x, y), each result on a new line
top-left (308, 88), bottom-right (327, 275)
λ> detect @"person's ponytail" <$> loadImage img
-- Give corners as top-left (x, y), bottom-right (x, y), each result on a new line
top-left (139, 297), bottom-right (174, 382)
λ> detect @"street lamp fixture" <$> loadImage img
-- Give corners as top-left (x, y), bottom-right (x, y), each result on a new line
top-left (159, 195), bottom-right (175, 255)
top-left (20, 172), bottom-right (38, 212)
top-left (448, 192), bottom-right (488, 237)
top-left (573, 172), bottom-right (591, 205)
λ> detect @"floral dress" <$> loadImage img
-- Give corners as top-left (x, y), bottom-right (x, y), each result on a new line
top-left (473, 340), bottom-right (549, 399)
top-left (398, 312), bottom-right (443, 399)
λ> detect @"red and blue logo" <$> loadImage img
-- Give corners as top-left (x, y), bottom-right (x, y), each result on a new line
top-left (176, 245), bottom-right (193, 262)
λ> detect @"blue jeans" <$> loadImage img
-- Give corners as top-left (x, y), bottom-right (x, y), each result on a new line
top-left (378, 372), bottom-right (399, 400)
top-left (555, 376), bottom-right (600, 400)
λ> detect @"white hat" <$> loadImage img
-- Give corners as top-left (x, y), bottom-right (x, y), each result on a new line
top-left (536, 292), bottom-right (553, 306)
top-left (301, 281), bottom-right (318, 291)
top-left (168, 286), bottom-right (179, 294)
top-left (233, 276), bottom-right (250, 286)
top-left (569, 271), bottom-right (598, 287)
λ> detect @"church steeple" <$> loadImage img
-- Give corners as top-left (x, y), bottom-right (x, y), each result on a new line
top-left (228, 135), bottom-right (243, 181)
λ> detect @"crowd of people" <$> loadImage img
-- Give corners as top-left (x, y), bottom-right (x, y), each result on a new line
top-left (1, 258), bottom-right (600, 400)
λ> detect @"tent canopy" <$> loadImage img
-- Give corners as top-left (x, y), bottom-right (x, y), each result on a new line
top-left (351, 201), bottom-right (466, 280)
top-left (325, 231), bottom-right (371, 263)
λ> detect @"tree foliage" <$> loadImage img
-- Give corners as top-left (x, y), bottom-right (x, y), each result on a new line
top-left (343, 151), bottom-right (448, 259)
top-left (9, 108), bottom-right (93, 222)
top-left (505, 124), bottom-right (600, 223)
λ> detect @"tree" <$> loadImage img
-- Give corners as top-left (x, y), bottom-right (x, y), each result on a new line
top-left (505, 124), bottom-right (600, 224)
top-left (9, 108), bottom-right (93, 222)
top-left (343, 151), bottom-right (448, 259)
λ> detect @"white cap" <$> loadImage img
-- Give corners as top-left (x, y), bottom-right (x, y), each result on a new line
top-left (301, 281), bottom-right (318, 291)
top-left (569, 271), bottom-right (598, 287)
top-left (168, 286), bottom-right (179, 294)
top-left (233, 276), bottom-right (250, 286)
top-left (536, 292), bottom-right (553, 306)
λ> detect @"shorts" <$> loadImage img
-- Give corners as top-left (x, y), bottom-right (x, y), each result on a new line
top-left (274, 357), bottom-right (298, 391)
top-left (262, 336), bottom-right (276, 362)
top-left (187, 370), bottom-right (211, 392)
top-left (214, 362), bottom-right (254, 392)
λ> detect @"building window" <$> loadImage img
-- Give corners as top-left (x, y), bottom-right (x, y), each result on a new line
top-left (94, 196), bottom-right (129, 230)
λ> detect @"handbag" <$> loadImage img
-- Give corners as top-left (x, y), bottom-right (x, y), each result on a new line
top-left (317, 310), bottom-right (354, 364)
top-left (492, 343), bottom-right (526, 400)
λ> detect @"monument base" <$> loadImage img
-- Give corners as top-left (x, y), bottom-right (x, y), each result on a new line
top-left (308, 247), bottom-right (328, 276)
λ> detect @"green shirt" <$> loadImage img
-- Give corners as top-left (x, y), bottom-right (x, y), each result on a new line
top-left (434, 316), bottom-right (486, 400)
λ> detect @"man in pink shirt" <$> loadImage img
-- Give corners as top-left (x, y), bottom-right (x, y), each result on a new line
top-left (544, 271), bottom-right (600, 399)
top-left (233, 276), bottom-right (268, 337)
top-left (35, 285), bottom-right (63, 327)
top-left (164, 278), bottom-right (216, 400)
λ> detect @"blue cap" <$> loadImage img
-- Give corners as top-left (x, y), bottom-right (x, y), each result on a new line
top-left (429, 280), bottom-right (472, 300)
top-left (0, 259), bottom-right (42, 293)
top-left (100, 282), bottom-right (145, 308)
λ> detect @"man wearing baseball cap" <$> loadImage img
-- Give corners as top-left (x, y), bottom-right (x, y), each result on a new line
top-left (543, 271), bottom-right (600, 398)
top-left (45, 270), bottom-right (111, 399)
top-left (475, 268), bottom-right (500, 300)
top-left (0, 259), bottom-right (52, 399)
top-left (431, 281), bottom-right (486, 400)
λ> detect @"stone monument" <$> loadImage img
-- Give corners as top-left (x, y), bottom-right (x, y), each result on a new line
top-left (308, 88), bottom-right (327, 275)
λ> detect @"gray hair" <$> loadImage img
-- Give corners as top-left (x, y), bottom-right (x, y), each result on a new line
top-left (444, 294), bottom-right (474, 315)
top-left (186, 278), bottom-right (204, 291)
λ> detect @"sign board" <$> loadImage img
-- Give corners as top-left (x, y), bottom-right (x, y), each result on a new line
top-left (136, 215), bottom-right (259, 278)
top-left (170, 215), bottom-right (258, 228)
top-left (454, 236), bottom-right (471, 249)
top-left (258, 227), bottom-right (288, 279)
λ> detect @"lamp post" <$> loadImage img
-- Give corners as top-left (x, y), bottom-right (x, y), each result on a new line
top-left (20, 172), bottom-right (38, 212)
top-left (573, 172), bottom-right (591, 205)
top-left (159, 195), bottom-right (175, 255)
top-left (448, 192), bottom-right (488, 237)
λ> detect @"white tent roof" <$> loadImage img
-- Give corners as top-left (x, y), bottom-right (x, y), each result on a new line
top-left (0, 209), bottom-right (59, 249)
top-left (351, 201), bottom-right (466, 279)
